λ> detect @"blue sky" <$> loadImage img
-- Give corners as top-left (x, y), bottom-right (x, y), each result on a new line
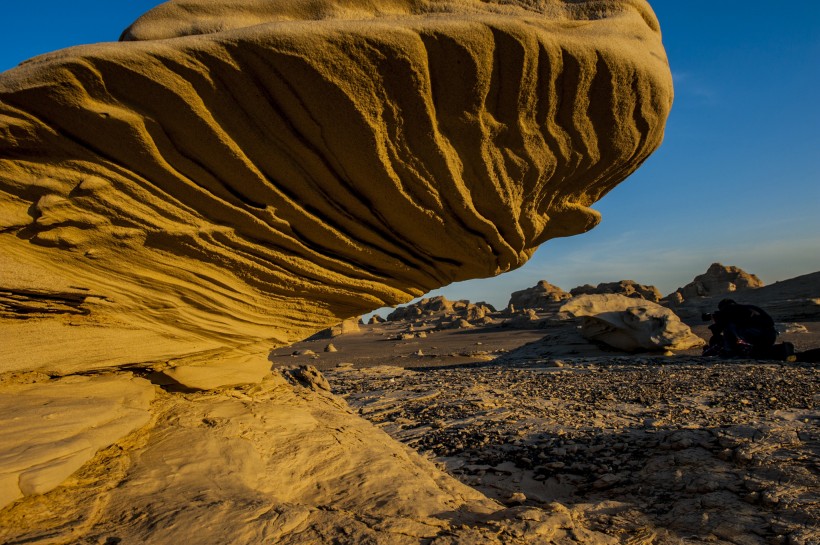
top-left (1, 2), bottom-right (818, 312)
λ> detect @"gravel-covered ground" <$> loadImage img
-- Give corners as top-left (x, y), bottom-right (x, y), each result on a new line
top-left (328, 357), bottom-right (819, 545)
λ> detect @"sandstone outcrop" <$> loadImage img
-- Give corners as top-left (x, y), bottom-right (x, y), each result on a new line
top-left (570, 280), bottom-right (661, 301)
top-left (330, 317), bottom-right (361, 337)
top-left (387, 295), bottom-right (494, 322)
top-left (665, 263), bottom-right (763, 306)
top-left (1, 0), bottom-right (672, 374)
top-left (560, 294), bottom-right (705, 352)
top-left (508, 280), bottom-right (570, 309)
top-left (0, 0), bottom-right (673, 541)
top-left (1, 370), bottom-right (512, 544)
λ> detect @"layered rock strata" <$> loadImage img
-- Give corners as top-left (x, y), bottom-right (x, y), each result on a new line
top-left (1, 0), bottom-right (672, 372)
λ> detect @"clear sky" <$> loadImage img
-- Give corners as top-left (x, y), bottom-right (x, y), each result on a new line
top-left (1, 2), bottom-right (818, 313)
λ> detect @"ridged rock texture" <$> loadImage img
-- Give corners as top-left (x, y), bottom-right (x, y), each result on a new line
top-left (0, 0), bottom-right (672, 373)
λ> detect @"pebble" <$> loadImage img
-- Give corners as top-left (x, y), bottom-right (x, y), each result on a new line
top-left (328, 358), bottom-right (818, 544)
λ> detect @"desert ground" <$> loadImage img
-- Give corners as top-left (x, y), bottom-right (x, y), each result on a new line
top-left (266, 273), bottom-right (820, 545)
top-left (1, 267), bottom-right (818, 544)
top-left (0, 1), bottom-right (815, 542)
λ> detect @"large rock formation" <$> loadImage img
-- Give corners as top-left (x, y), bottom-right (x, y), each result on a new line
top-left (0, 0), bottom-right (673, 541)
top-left (508, 280), bottom-right (571, 309)
top-left (560, 294), bottom-right (705, 352)
top-left (665, 263), bottom-right (763, 306)
top-left (570, 280), bottom-right (662, 301)
top-left (1, 0), bottom-right (672, 374)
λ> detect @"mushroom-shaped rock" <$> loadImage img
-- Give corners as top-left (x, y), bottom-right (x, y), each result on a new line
top-left (0, 0), bottom-right (672, 373)
top-left (560, 294), bottom-right (705, 352)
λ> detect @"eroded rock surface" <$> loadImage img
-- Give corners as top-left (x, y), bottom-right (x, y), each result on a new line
top-left (0, 370), bottom-right (517, 544)
top-left (0, 374), bottom-right (154, 509)
top-left (509, 280), bottom-right (571, 309)
top-left (561, 294), bottom-right (705, 352)
top-left (0, 1), bottom-right (675, 541)
top-left (665, 263), bottom-right (764, 306)
top-left (1, 0), bottom-right (672, 373)
top-left (570, 280), bottom-right (661, 302)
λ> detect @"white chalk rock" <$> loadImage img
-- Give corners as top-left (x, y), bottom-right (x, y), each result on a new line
top-left (561, 294), bottom-right (705, 352)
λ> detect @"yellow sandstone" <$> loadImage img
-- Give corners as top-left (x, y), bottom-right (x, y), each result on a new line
top-left (1, 0), bottom-right (671, 374)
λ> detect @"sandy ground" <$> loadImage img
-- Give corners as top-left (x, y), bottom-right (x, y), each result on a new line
top-left (270, 313), bottom-right (820, 372)
top-left (326, 356), bottom-right (819, 545)
top-left (269, 319), bottom-right (556, 369)
top-left (270, 309), bottom-right (820, 545)
top-left (2, 293), bottom-right (817, 543)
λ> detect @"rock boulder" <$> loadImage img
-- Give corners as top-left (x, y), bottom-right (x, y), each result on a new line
top-left (560, 294), bottom-right (705, 352)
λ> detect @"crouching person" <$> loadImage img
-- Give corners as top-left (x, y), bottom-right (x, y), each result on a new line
top-left (702, 299), bottom-right (778, 358)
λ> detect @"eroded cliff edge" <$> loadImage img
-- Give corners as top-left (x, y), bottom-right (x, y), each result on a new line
top-left (1, 0), bottom-right (671, 372)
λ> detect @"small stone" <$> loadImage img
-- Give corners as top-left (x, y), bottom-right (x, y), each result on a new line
top-left (508, 492), bottom-right (527, 504)
top-left (324, 343), bottom-right (337, 352)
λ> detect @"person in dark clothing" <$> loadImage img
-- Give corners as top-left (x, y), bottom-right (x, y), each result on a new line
top-left (703, 299), bottom-right (777, 358)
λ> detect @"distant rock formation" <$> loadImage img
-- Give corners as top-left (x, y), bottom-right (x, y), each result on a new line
top-left (387, 296), bottom-right (494, 323)
top-left (665, 263), bottom-right (764, 305)
top-left (507, 308), bottom-right (542, 328)
top-left (0, 375), bottom-right (154, 509)
top-left (330, 317), bottom-right (361, 337)
top-left (0, 0), bottom-right (672, 374)
top-left (570, 280), bottom-right (661, 302)
top-left (367, 315), bottom-right (385, 325)
top-left (508, 280), bottom-right (570, 309)
top-left (560, 294), bottom-right (705, 352)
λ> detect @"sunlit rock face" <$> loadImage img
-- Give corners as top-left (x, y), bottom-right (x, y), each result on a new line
top-left (0, 0), bottom-right (672, 372)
